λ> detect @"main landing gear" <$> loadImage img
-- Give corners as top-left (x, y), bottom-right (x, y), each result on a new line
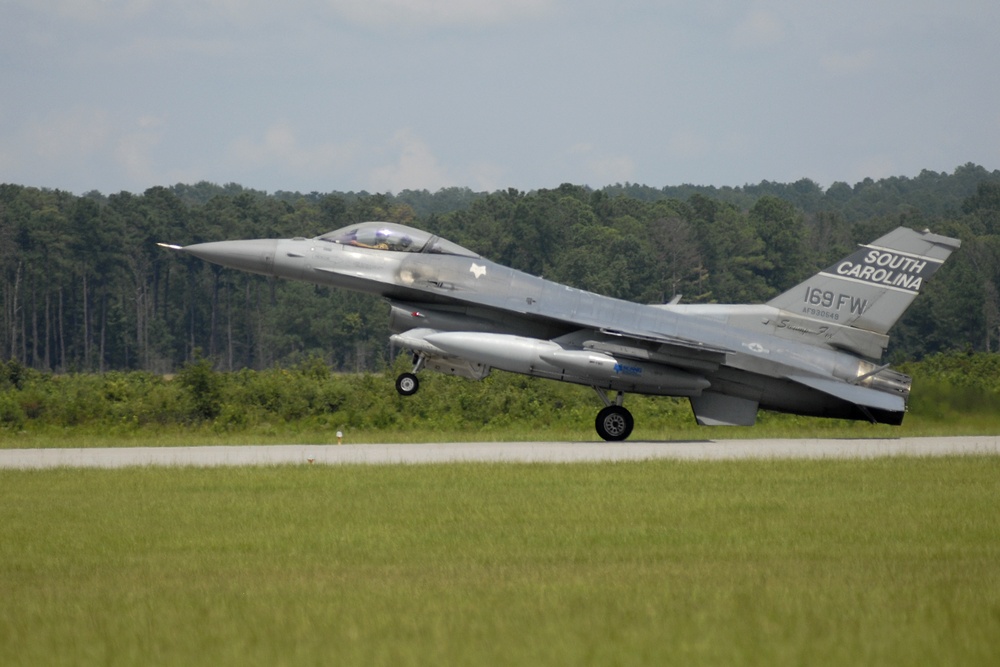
top-left (593, 388), bottom-right (634, 441)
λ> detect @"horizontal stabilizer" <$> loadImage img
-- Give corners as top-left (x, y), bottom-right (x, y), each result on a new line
top-left (787, 375), bottom-right (906, 413)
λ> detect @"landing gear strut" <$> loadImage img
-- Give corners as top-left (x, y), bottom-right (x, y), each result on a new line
top-left (395, 354), bottom-right (424, 396)
top-left (592, 388), bottom-right (634, 441)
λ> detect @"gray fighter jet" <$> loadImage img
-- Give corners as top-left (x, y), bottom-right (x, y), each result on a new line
top-left (160, 222), bottom-right (960, 440)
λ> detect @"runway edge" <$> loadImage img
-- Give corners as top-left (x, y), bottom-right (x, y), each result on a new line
top-left (2, 436), bottom-right (999, 469)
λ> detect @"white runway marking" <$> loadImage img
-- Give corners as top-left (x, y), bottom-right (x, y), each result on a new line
top-left (1, 436), bottom-right (999, 469)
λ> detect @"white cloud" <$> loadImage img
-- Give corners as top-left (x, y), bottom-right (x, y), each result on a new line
top-left (731, 9), bottom-right (785, 49)
top-left (0, 109), bottom-right (13, 174)
top-left (106, 35), bottom-right (238, 61)
top-left (7, 108), bottom-right (178, 191)
top-left (668, 130), bottom-right (711, 160)
top-left (368, 129), bottom-right (453, 192)
top-left (851, 155), bottom-right (896, 183)
top-left (114, 115), bottom-right (166, 185)
top-left (230, 122), bottom-right (356, 174)
top-left (10, 0), bottom-right (555, 31)
top-left (16, 0), bottom-right (154, 22)
top-left (820, 49), bottom-right (876, 76)
top-left (466, 161), bottom-right (506, 192)
top-left (587, 155), bottom-right (635, 186)
top-left (323, 0), bottom-right (555, 27)
top-left (569, 144), bottom-right (635, 185)
top-left (26, 107), bottom-right (111, 161)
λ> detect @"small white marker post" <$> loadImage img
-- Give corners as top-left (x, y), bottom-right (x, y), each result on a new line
top-left (336, 430), bottom-right (343, 445)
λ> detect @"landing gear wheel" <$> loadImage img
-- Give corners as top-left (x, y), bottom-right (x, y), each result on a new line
top-left (595, 405), bottom-right (634, 441)
top-left (395, 372), bottom-right (419, 396)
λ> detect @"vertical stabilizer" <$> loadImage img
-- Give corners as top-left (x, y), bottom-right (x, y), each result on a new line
top-left (767, 227), bottom-right (961, 334)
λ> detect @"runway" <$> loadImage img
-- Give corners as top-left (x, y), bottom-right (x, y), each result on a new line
top-left (2, 436), bottom-right (999, 469)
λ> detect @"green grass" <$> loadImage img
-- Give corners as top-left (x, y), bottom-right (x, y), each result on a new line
top-left (2, 459), bottom-right (999, 666)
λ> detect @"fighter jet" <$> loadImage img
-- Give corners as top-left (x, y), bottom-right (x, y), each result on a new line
top-left (160, 222), bottom-right (960, 440)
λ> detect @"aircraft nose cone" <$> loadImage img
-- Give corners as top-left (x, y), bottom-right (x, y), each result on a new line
top-left (183, 239), bottom-right (278, 276)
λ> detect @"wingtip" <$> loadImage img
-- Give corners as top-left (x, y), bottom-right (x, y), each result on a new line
top-left (157, 242), bottom-right (184, 251)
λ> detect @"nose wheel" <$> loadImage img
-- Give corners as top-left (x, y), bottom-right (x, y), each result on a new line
top-left (395, 353), bottom-right (425, 396)
top-left (395, 372), bottom-right (419, 396)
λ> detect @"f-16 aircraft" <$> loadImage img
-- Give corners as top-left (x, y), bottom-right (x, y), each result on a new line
top-left (160, 222), bottom-right (960, 440)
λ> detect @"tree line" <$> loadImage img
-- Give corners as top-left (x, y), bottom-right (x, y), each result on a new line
top-left (2, 163), bottom-right (1000, 375)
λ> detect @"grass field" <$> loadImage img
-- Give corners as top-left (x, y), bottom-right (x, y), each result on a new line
top-left (2, 458), bottom-right (999, 666)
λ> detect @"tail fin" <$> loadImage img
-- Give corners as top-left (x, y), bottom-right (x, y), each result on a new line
top-left (767, 227), bottom-right (961, 335)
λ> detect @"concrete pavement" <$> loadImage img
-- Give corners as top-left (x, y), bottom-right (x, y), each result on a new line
top-left (2, 436), bottom-right (999, 469)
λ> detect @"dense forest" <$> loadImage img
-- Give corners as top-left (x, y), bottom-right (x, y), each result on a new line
top-left (2, 163), bottom-right (1000, 375)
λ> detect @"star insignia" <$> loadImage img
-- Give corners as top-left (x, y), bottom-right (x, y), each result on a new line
top-left (470, 263), bottom-right (487, 279)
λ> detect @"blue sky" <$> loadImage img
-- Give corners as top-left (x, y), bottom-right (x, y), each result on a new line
top-left (3, 0), bottom-right (999, 194)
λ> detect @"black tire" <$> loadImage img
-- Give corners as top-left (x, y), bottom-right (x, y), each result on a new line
top-left (595, 405), bottom-right (634, 441)
top-left (395, 372), bottom-right (419, 396)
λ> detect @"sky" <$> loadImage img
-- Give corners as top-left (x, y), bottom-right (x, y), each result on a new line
top-left (3, 0), bottom-right (999, 195)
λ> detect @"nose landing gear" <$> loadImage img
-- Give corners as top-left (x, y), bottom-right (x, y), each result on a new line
top-left (395, 372), bottom-right (419, 396)
top-left (395, 354), bottom-right (425, 396)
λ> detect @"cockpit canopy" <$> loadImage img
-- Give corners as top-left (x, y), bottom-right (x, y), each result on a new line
top-left (316, 222), bottom-right (480, 258)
